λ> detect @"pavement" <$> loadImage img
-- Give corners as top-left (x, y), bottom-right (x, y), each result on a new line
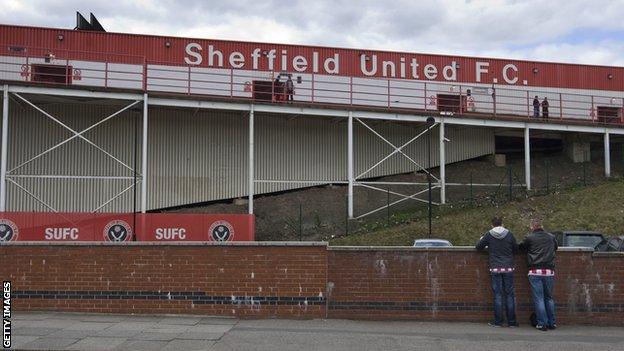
top-left (7, 312), bottom-right (624, 351)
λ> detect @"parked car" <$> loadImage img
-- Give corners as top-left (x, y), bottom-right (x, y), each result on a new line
top-left (595, 236), bottom-right (624, 252)
top-left (553, 231), bottom-right (605, 249)
top-left (413, 239), bottom-right (453, 247)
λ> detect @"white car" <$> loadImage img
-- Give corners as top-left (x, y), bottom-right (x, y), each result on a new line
top-left (413, 239), bottom-right (453, 247)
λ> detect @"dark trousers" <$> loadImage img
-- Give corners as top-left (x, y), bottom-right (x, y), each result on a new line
top-left (490, 272), bottom-right (517, 326)
top-left (528, 275), bottom-right (556, 327)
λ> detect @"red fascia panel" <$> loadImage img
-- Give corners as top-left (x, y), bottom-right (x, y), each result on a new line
top-left (0, 24), bottom-right (622, 91)
top-left (0, 212), bottom-right (255, 242)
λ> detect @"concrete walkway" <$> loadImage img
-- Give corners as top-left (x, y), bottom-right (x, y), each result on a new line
top-left (8, 312), bottom-right (624, 351)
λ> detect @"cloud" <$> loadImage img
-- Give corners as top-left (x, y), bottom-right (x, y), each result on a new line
top-left (1, 0), bottom-right (623, 65)
top-left (509, 41), bottom-right (624, 66)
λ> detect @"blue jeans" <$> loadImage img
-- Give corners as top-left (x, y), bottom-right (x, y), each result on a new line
top-left (528, 275), bottom-right (556, 327)
top-left (533, 107), bottom-right (539, 118)
top-left (490, 272), bottom-right (517, 325)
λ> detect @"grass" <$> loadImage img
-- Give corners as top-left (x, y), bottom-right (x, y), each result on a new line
top-left (330, 178), bottom-right (624, 246)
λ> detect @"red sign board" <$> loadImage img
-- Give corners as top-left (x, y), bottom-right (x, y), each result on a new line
top-left (0, 212), bottom-right (254, 242)
top-left (135, 213), bottom-right (254, 242)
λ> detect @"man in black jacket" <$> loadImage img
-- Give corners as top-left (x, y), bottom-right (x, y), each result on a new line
top-left (533, 96), bottom-right (540, 118)
top-left (519, 218), bottom-right (558, 331)
top-left (476, 217), bottom-right (519, 327)
top-left (541, 97), bottom-right (549, 119)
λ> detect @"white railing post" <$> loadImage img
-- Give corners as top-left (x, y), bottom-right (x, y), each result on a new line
top-left (248, 104), bottom-right (255, 214)
top-left (141, 93), bottom-right (148, 212)
top-left (348, 111), bottom-right (354, 218)
top-left (0, 85), bottom-right (9, 211)
top-left (524, 126), bottom-right (531, 190)
top-left (439, 120), bottom-right (446, 204)
top-left (604, 131), bottom-right (611, 178)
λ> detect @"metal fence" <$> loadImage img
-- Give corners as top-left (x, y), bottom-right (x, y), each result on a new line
top-left (251, 154), bottom-right (620, 241)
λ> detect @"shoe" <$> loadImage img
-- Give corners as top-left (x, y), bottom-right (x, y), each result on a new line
top-left (547, 324), bottom-right (557, 330)
top-left (536, 325), bottom-right (548, 331)
top-left (488, 322), bottom-right (502, 328)
top-left (508, 323), bottom-right (519, 328)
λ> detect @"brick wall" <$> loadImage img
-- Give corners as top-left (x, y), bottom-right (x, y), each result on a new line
top-left (1, 243), bottom-right (622, 325)
top-left (327, 247), bottom-right (624, 325)
top-left (0, 243), bottom-right (327, 318)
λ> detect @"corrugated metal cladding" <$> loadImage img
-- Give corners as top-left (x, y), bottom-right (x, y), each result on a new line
top-left (5, 97), bottom-right (142, 212)
top-left (4, 100), bottom-right (494, 212)
top-left (253, 115), bottom-right (494, 194)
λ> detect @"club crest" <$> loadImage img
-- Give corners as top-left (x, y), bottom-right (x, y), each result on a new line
top-left (0, 219), bottom-right (19, 242)
top-left (103, 220), bottom-right (133, 242)
top-left (209, 220), bottom-right (234, 242)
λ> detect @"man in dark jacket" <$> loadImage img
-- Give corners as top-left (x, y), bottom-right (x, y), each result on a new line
top-left (519, 218), bottom-right (558, 331)
top-left (532, 96), bottom-right (540, 118)
top-left (541, 97), bottom-right (549, 119)
top-left (476, 217), bottom-right (519, 327)
top-left (285, 75), bottom-right (294, 102)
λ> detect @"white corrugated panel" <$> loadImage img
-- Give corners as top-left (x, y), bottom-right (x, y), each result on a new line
top-left (6, 99), bottom-right (141, 212)
top-left (4, 100), bottom-right (494, 212)
top-left (147, 107), bottom-right (249, 208)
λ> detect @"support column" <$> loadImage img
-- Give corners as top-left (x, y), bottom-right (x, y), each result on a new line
top-left (347, 111), bottom-right (354, 218)
top-left (439, 120), bottom-right (446, 204)
top-left (248, 104), bottom-right (254, 214)
top-left (604, 131), bottom-right (610, 177)
top-left (0, 85), bottom-right (9, 211)
top-left (141, 93), bottom-right (148, 213)
top-left (524, 126), bottom-right (531, 190)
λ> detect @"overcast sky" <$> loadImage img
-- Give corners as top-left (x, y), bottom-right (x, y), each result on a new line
top-left (2, 0), bottom-right (624, 66)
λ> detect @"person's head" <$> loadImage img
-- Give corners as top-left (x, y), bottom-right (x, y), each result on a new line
top-left (544, 97), bottom-right (548, 100)
top-left (530, 218), bottom-right (543, 231)
top-left (534, 95), bottom-right (538, 99)
top-left (491, 216), bottom-right (503, 228)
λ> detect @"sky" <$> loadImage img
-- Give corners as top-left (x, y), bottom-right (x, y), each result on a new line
top-left (1, 0), bottom-right (624, 66)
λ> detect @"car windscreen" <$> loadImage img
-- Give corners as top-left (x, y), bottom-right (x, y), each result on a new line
top-left (566, 235), bottom-right (603, 248)
top-left (415, 242), bottom-right (450, 247)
